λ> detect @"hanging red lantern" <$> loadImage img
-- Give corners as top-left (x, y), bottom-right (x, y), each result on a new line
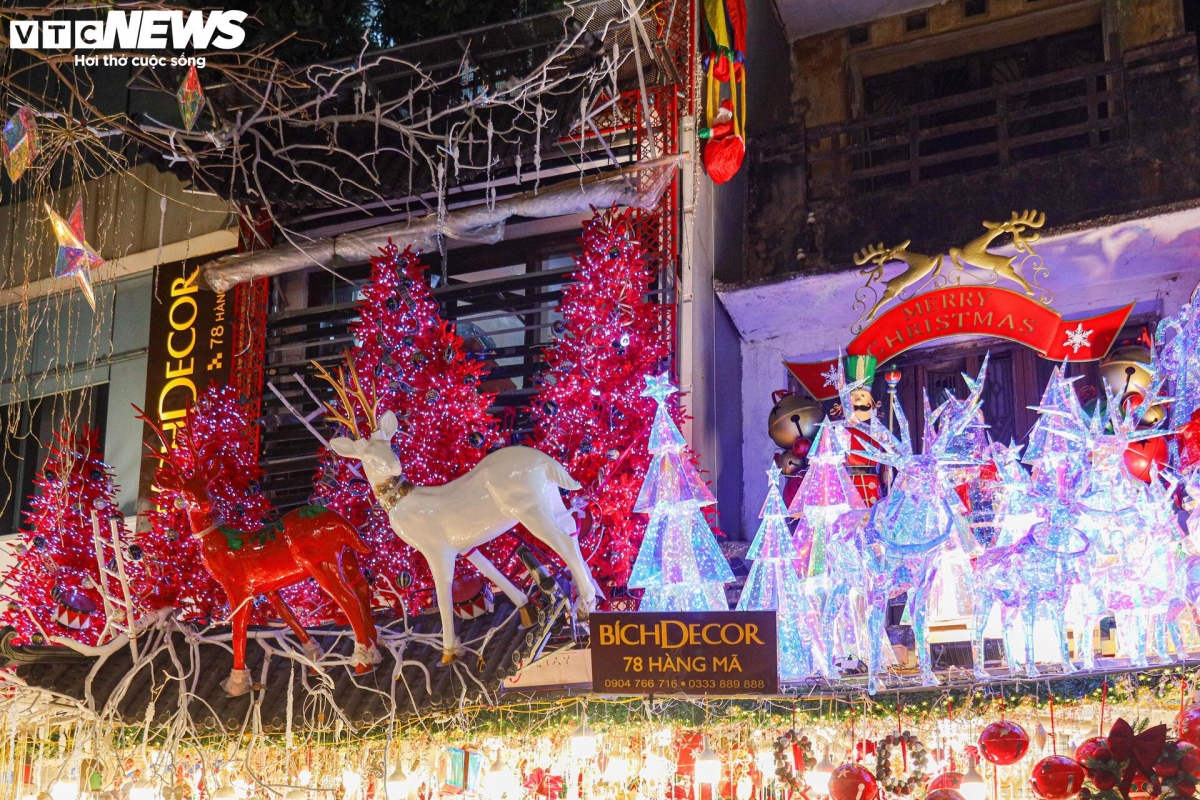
top-left (1180, 706), bottom-right (1200, 747)
top-left (1030, 756), bottom-right (1086, 800)
top-left (828, 764), bottom-right (878, 800)
top-left (925, 790), bottom-right (966, 800)
top-left (979, 722), bottom-right (1031, 766)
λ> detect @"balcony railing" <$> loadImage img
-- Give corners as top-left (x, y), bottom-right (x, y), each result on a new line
top-left (806, 55), bottom-right (1131, 199)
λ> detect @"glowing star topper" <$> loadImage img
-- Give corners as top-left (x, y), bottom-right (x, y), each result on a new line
top-left (641, 372), bottom-right (678, 405)
top-left (3, 105), bottom-right (38, 182)
top-left (177, 65), bottom-right (205, 133)
top-left (46, 199), bottom-right (104, 310)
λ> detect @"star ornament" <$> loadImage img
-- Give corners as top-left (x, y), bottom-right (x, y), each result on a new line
top-left (767, 462), bottom-right (784, 485)
top-left (177, 64), bottom-right (205, 133)
top-left (46, 199), bottom-right (104, 310)
top-left (3, 105), bottom-right (38, 182)
top-left (641, 371), bottom-right (678, 405)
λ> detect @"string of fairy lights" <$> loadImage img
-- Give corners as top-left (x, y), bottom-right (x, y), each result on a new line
top-left (1, 654), bottom-right (1199, 800)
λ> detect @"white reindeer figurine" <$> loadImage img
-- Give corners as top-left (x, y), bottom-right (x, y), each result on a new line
top-left (330, 410), bottom-right (599, 663)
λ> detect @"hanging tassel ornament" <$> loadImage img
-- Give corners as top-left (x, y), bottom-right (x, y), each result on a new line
top-left (699, 0), bottom-right (747, 183)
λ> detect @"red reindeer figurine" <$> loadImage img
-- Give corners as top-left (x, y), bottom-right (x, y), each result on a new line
top-left (138, 409), bottom-right (380, 696)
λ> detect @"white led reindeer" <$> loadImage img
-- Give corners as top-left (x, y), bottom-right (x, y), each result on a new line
top-left (320, 364), bottom-right (598, 663)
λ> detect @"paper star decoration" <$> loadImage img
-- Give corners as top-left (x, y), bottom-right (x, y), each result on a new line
top-left (641, 371), bottom-right (678, 405)
top-left (177, 64), bottom-right (205, 133)
top-left (1063, 323), bottom-right (1093, 354)
top-left (3, 105), bottom-right (38, 182)
top-left (46, 199), bottom-right (104, 310)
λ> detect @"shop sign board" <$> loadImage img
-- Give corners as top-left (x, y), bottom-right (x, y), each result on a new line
top-left (590, 611), bottom-right (778, 695)
top-left (138, 259), bottom-right (233, 503)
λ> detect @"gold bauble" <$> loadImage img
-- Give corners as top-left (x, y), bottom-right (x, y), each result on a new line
top-left (769, 393), bottom-right (822, 449)
top-left (774, 450), bottom-right (804, 477)
top-left (1099, 345), bottom-right (1154, 396)
top-left (1099, 345), bottom-right (1165, 424)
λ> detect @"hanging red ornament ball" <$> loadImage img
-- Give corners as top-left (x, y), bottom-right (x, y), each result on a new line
top-left (1125, 436), bottom-right (1170, 484)
top-left (1178, 407), bottom-right (1200, 473)
top-left (1029, 756), bottom-right (1086, 800)
top-left (829, 764), bottom-right (878, 800)
top-left (1074, 738), bottom-right (1109, 764)
top-left (979, 721), bottom-right (1031, 766)
top-left (792, 437), bottom-right (812, 458)
top-left (1180, 706), bottom-right (1200, 747)
top-left (927, 773), bottom-right (964, 791)
top-left (925, 790), bottom-right (966, 800)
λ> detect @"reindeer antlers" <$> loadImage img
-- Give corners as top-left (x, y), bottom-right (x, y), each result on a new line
top-left (1009, 209), bottom-right (1046, 229)
top-left (132, 404), bottom-right (185, 473)
top-left (313, 352), bottom-right (379, 439)
top-left (853, 242), bottom-right (895, 267)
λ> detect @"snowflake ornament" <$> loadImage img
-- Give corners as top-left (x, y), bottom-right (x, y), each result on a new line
top-left (821, 363), bottom-right (841, 389)
top-left (1063, 323), bottom-right (1093, 354)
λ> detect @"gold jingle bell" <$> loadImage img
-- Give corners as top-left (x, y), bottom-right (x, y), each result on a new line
top-left (769, 391), bottom-right (822, 449)
top-left (775, 449), bottom-right (804, 477)
top-left (1099, 344), bottom-right (1164, 425)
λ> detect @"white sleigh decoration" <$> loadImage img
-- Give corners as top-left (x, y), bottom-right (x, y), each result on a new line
top-left (330, 410), bottom-right (599, 663)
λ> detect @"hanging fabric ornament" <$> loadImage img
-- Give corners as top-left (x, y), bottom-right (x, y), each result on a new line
top-left (177, 64), bottom-right (205, 132)
top-left (46, 198), bottom-right (104, 310)
top-left (2, 105), bottom-right (37, 182)
top-left (699, 0), bottom-right (747, 183)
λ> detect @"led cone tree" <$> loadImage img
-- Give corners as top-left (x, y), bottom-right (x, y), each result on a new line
top-left (1, 424), bottom-right (142, 645)
top-left (788, 419), bottom-right (865, 586)
top-left (531, 207), bottom-right (672, 593)
top-left (311, 241), bottom-right (505, 613)
top-left (737, 462), bottom-right (819, 679)
top-left (628, 373), bottom-right (732, 611)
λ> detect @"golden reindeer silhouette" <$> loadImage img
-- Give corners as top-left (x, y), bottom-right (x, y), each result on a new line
top-left (948, 209), bottom-right (1046, 295)
top-left (854, 240), bottom-right (944, 321)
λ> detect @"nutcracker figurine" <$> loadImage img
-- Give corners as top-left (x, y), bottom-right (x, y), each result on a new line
top-left (838, 354), bottom-right (883, 505)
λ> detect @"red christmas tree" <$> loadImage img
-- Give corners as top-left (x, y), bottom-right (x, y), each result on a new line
top-left (0, 425), bottom-right (143, 646)
top-left (530, 208), bottom-right (674, 593)
top-left (136, 384), bottom-right (316, 623)
top-left (311, 242), bottom-right (506, 613)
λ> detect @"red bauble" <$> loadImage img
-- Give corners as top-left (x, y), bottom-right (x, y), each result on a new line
top-left (1074, 737), bottom-right (1109, 765)
top-left (1030, 756), bottom-right (1086, 800)
top-left (1180, 706), bottom-right (1200, 747)
top-left (1124, 435), bottom-right (1169, 484)
top-left (1093, 772), bottom-right (1118, 792)
top-left (829, 764), bottom-right (878, 800)
top-left (925, 790), bottom-right (966, 800)
top-left (1177, 741), bottom-right (1200, 774)
top-left (1177, 407), bottom-right (1200, 473)
top-left (793, 438), bottom-right (812, 458)
top-left (928, 773), bottom-right (964, 791)
top-left (979, 722), bottom-right (1031, 766)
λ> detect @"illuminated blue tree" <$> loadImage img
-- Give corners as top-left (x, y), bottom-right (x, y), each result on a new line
top-left (737, 463), bottom-right (819, 679)
top-left (628, 373), bottom-right (732, 611)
